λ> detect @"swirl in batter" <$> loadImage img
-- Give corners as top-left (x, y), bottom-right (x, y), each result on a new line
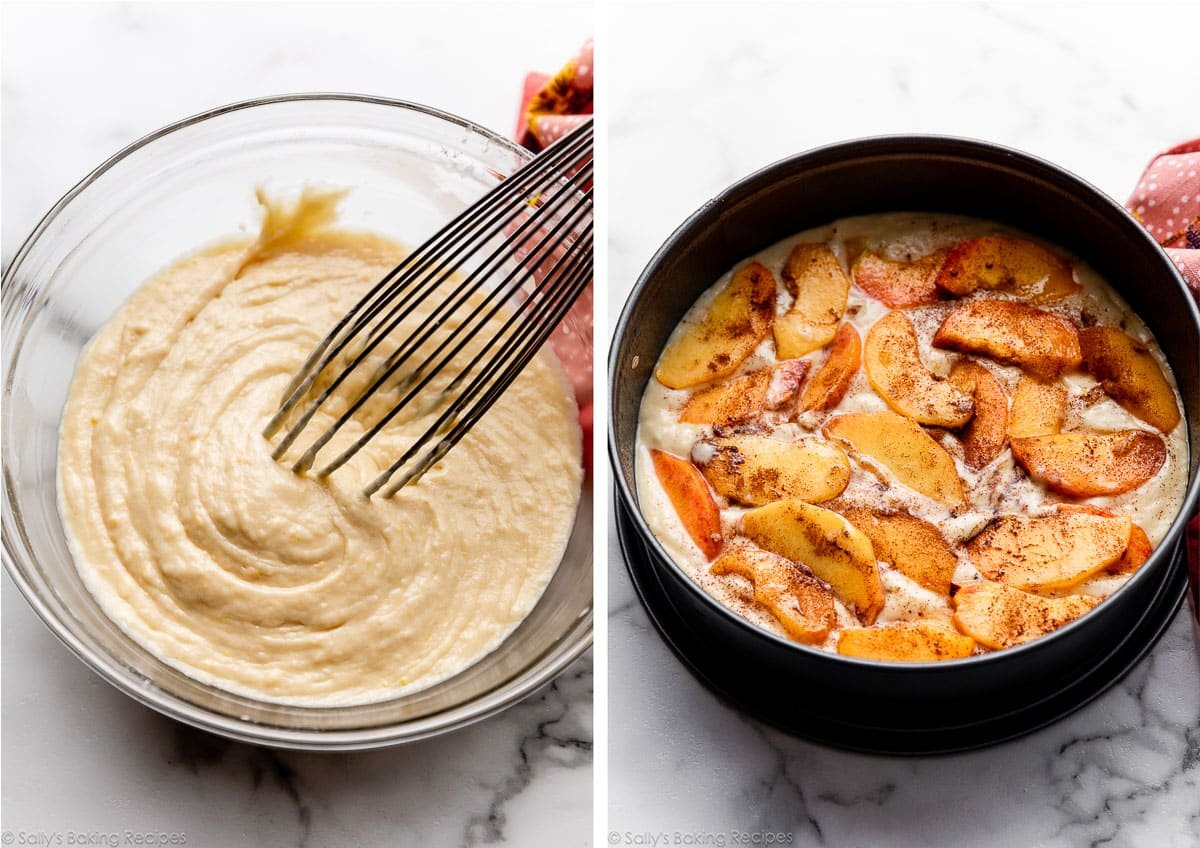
top-left (58, 191), bottom-right (583, 704)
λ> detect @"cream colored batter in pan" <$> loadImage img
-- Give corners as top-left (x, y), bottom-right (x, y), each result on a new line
top-left (636, 213), bottom-right (1188, 652)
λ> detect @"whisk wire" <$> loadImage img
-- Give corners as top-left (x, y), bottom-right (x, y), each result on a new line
top-left (266, 119), bottom-right (593, 495)
top-left (276, 156), bottom-right (593, 468)
top-left (263, 122), bottom-right (592, 440)
top-left (309, 182), bottom-right (594, 478)
top-left (268, 148), bottom-right (591, 462)
top-left (369, 227), bottom-right (594, 497)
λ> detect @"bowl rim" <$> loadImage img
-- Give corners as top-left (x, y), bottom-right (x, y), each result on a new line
top-left (2, 92), bottom-right (593, 750)
top-left (608, 132), bottom-right (1200, 671)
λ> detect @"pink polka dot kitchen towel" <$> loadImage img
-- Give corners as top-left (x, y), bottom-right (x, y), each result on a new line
top-left (1128, 138), bottom-right (1200, 293)
top-left (1128, 139), bottom-right (1200, 637)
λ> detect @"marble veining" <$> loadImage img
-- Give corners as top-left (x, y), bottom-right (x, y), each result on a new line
top-left (608, 4), bottom-right (1198, 847)
top-left (463, 665), bottom-right (594, 846)
top-left (1, 3), bottom-right (592, 847)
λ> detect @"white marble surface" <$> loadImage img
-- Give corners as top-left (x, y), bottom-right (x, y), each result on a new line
top-left (1, 3), bottom-right (592, 847)
top-left (608, 3), bottom-right (1199, 847)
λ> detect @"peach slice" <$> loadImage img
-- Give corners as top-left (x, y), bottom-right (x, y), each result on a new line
top-left (680, 368), bottom-right (769, 426)
top-left (952, 581), bottom-right (1100, 650)
top-left (679, 360), bottom-right (809, 426)
top-left (1011, 430), bottom-right (1166, 497)
top-left (839, 507), bottom-right (959, 595)
top-left (739, 499), bottom-right (884, 623)
top-left (1109, 524), bottom-right (1153, 576)
top-left (1061, 506), bottom-right (1155, 576)
top-left (1079, 326), bottom-right (1181, 433)
top-left (851, 249), bottom-right (949, 308)
top-left (650, 449), bottom-right (724, 560)
top-left (656, 261), bottom-right (777, 389)
top-left (865, 311), bottom-right (974, 427)
top-left (710, 541), bottom-right (837, 644)
top-left (934, 236), bottom-right (1080, 302)
top-left (1009, 375), bottom-right (1067, 439)
top-left (948, 361), bottom-right (1009, 468)
top-left (796, 323), bottom-right (861, 413)
top-left (773, 244), bottom-right (850, 359)
top-left (933, 300), bottom-right (1082, 379)
top-left (966, 509), bottom-right (1132, 592)
top-left (823, 411), bottom-right (965, 506)
top-left (694, 434), bottom-right (851, 506)
top-left (837, 622), bottom-right (976, 662)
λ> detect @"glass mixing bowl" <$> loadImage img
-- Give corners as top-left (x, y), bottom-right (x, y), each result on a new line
top-left (1, 94), bottom-right (593, 750)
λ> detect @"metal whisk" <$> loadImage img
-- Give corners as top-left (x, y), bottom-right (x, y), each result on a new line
top-left (263, 119), bottom-right (593, 497)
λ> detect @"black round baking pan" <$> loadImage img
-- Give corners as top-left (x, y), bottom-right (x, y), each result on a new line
top-left (616, 494), bottom-right (1187, 755)
top-left (608, 135), bottom-right (1200, 755)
